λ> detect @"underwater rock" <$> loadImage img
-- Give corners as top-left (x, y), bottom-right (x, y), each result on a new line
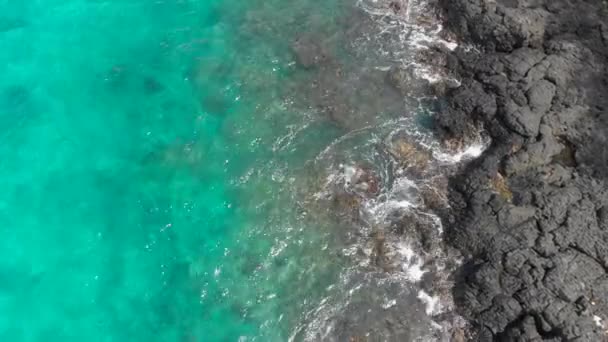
top-left (297, 273), bottom-right (441, 341)
top-left (294, 65), bottom-right (403, 130)
top-left (420, 176), bottom-right (449, 210)
top-left (370, 228), bottom-right (392, 271)
top-left (343, 164), bottom-right (382, 197)
top-left (104, 64), bottom-right (129, 89)
top-left (199, 93), bottom-right (231, 115)
top-left (291, 34), bottom-right (330, 69)
top-left (387, 139), bottom-right (431, 174)
top-left (330, 189), bottom-right (362, 222)
top-left (385, 65), bottom-right (432, 97)
top-left (2, 85), bottom-right (30, 115)
top-left (141, 140), bottom-right (205, 172)
top-left (189, 58), bottom-right (235, 115)
top-left (3, 85), bottom-right (29, 107)
top-left (143, 76), bottom-right (164, 95)
top-left (388, 1), bottom-right (402, 14)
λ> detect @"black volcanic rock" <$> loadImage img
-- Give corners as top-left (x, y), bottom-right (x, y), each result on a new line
top-left (437, 0), bottom-right (608, 340)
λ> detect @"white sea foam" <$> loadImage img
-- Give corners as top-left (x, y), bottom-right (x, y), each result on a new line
top-left (290, 0), bottom-right (486, 340)
top-left (434, 142), bottom-right (487, 164)
top-left (382, 298), bottom-right (397, 309)
top-left (594, 315), bottom-right (604, 328)
top-left (396, 242), bottom-right (427, 281)
top-left (357, 0), bottom-right (459, 82)
top-left (417, 290), bottom-right (442, 315)
top-left (362, 176), bottom-right (420, 223)
top-left (304, 122), bottom-right (487, 340)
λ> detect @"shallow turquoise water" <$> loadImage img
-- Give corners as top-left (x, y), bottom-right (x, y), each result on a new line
top-left (0, 0), bottom-right (356, 340)
top-left (0, 0), bottom-right (459, 340)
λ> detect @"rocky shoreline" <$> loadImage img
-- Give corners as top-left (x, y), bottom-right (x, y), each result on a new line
top-left (435, 0), bottom-right (608, 340)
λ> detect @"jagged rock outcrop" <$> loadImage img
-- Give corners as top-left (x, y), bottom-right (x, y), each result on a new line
top-left (437, 0), bottom-right (608, 340)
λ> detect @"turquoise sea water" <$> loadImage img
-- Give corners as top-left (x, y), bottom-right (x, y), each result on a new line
top-left (0, 0), bottom-right (364, 340)
top-left (0, 0), bottom-right (459, 340)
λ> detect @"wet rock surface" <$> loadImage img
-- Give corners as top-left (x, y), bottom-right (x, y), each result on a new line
top-left (436, 0), bottom-right (608, 340)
